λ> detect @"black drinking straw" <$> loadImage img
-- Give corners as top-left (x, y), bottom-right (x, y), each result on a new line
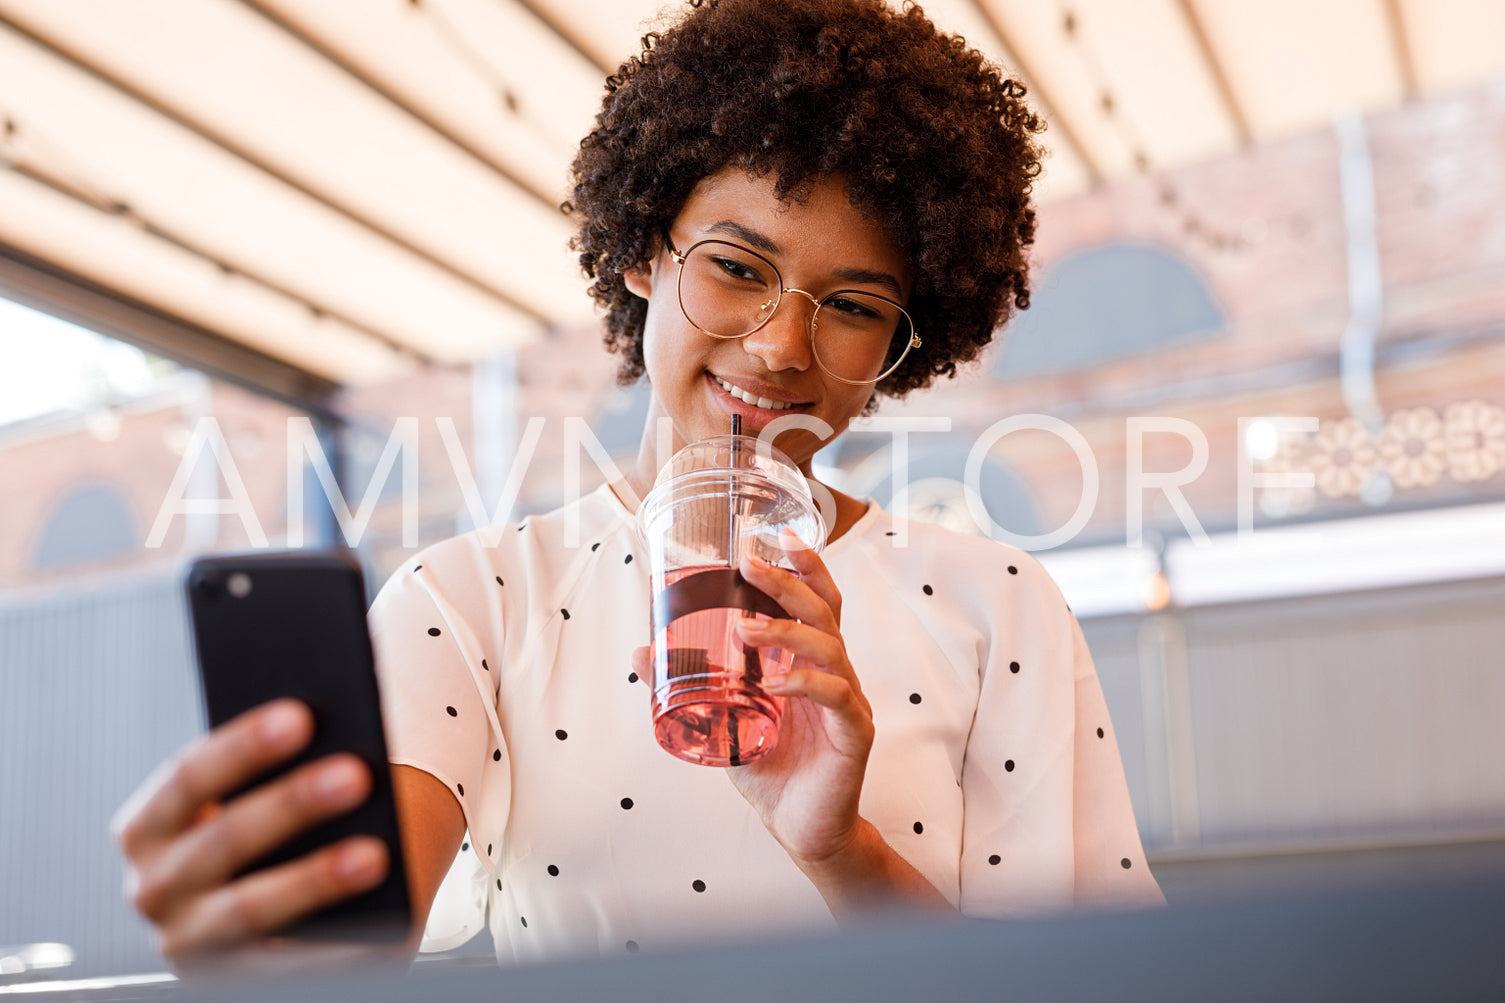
top-left (728, 414), bottom-right (742, 765)
top-left (729, 414), bottom-right (742, 567)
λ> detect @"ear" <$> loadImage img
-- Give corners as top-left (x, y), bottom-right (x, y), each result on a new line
top-left (623, 260), bottom-right (653, 300)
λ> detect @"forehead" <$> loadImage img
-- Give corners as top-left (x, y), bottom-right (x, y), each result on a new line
top-left (674, 168), bottom-right (911, 286)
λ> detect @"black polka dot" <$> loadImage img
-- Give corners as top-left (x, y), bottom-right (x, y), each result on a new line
top-left (692, 879), bottom-right (706, 893)
top-left (624, 554), bottom-right (634, 564)
top-left (1121, 858), bottom-right (1132, 869)
top-left (913, 821), bottom-right (924, 834)
top-left (461, 842), bottom-right (469, 851)
top-left (1009, 661), bottom-right (1020, 674)
top-left (620, 797), bottom-right (634, 810)
top-left (413, 565), bottom-right (422, 572)
top-left (496, 878), bottom-right (502, 891)
top-left (560, 608), bottom-right (571, 620)
top-left (495, 575), bottom-right (504, 586)
top-left (487, 843), bottom-right (493, 855)
top-left (493, 748), bottom-right (502, 761)
top-left (481, 659), bottom-right (489, 671)
top-left (427, 627), bottom-right (441, 636)
top-left (446, 706), bottom-right (457, 717)
top-left (547, 864), bottom-right (559, 876)
top-left (1007, 565), bottom-right (1018, 575)
top-left (591, 542), bottom-right (601, 552)
top-left (520, 916), bottom-right (528, 927)
top-left (1097, 727), bottom-right (1105, 738)
top-left (1005, 760), bottom-right (1015, 772)
top-left (517, 524), bottom-right (525, 532)
top-left (885, 531), bottom-right (897, 536)
top-left (922, 584), bottom-right (933, 596)
top-left (909, 692), bottom-right (922, 704)
top-left (456, 783), bottom-right (464, 796)
top-left (626, 940), bottom-right (639, 953)
top-left (628, 671), bottom-right (639, 683)
top-left (988, 854), bottom-right (1001, 866)
top-left (555, 729), bottom-right (568, 741)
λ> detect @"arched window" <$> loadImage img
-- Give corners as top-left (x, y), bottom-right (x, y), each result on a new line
top-left (849, 435), bottom-right (1041, 539)
top-left (993, 242), bottom-right (1225, 379)
top-left (32, 484), bottom-right (139, 572)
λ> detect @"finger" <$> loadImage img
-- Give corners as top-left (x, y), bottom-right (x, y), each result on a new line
top-left (777, 527), bottom-right (841, 622)
top-left (763, 669), bottom-right (873, 740)
top-left (739, 554), bottom-right (838, 634)
top-left (115, 700), bottom-right (313, 857)
top-left (631, 645), bottom-right (650, 686)
top-left (160, 836), bottom-right (389, 958)
top-left (133, 754), bottom-right (372, 921)
top-left (736, 616), bottom-right (845, 672)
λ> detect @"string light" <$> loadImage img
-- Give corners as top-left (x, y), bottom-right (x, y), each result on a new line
top-left (1056, 5), bottom-right (1254, 254)
top-left (406, 0), bottom-right (578, 157)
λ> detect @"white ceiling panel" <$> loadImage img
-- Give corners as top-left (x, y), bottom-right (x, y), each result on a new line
top-left (253, 0), bottom-right (604, 204)
top-left (1399, 0), bottom-right (1505, 98)
top-left (1063, 0), bottom-right (1240, 170)
top-left (0, 168), bottom-right (408, 385)
top-left (0, 0), bottom-right (591, 328)
top-left (1193, 0), bottom-right (1405, 138)
top-left (0, 20), bottom-right (537, 362)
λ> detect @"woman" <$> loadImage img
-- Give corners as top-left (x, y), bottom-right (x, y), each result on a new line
top-left (114, 0), bottom-right (1163, 970)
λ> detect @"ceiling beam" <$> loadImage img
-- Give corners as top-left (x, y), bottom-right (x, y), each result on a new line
top-left (504, 0), bottom-right (615, 76)
top-left (0, 10), bottom-right (552, 329)
top-left (1382, 0), bottom-right (1419, 102)
top-left (1173, 0), bottom-right (1252, 146)
top-left (4, 154), bottom-right (432, 366)
top-left (960, 0), bottom-right (1103, 184)
top-left (236, 0), bottom-right (562, 218)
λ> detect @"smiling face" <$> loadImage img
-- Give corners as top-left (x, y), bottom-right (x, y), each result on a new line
top-left (624, 168), bottom-right (912, 477)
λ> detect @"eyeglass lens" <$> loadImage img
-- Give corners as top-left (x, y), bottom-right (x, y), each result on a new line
top-left (677, 241), bottom-right (913, 384)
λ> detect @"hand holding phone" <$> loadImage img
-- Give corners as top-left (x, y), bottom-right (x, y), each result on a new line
top-left (184, 551), bottom-right (412, 942)
top-left (112, 550), bottom-right (413, 968)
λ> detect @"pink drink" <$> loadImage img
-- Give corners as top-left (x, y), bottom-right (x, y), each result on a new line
top-left (649, 567), bottom-right (791, 767)
top-left (638, 434), bottom-right (824, 767)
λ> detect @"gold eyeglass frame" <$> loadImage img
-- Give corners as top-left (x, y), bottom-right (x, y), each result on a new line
top-left (664, 233), bottom-right (921, 386)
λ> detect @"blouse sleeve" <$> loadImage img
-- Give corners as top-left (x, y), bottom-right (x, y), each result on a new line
top-left (1067, 614), bottom-right (1166, 909)
top-left (957, 553), bottom-right (1163, 916)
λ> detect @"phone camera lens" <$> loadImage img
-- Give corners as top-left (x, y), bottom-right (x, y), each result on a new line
top-left (227, 573), bottom-right (253, 599)
top-left (190, 567), bottom-right (222, 599)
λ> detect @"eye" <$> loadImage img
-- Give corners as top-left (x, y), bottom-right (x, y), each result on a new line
top-left (826, 295), bottom-right (885, 320)
top-left (709, 255), bottom-right (765, 283)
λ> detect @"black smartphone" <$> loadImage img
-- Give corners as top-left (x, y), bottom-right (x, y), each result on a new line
top-left (185, 549), bottom-right (412, 943)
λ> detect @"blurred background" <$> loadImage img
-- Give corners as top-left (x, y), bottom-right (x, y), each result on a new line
top-left (2, 0), bottom-right (1503, 985)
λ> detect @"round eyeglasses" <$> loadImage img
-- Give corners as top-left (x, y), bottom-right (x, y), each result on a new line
top-left (665, 234), bottom-right (920, 386)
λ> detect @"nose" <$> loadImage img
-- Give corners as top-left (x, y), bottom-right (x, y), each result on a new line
top-left (740, 288), bottom-right (817, 373)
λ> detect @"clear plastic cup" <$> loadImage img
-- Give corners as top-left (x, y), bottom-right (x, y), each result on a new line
top-left (638, 435), bottom-right (825, 766)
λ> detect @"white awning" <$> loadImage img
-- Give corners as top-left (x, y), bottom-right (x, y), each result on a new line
top-left (0, 0), bottom-right (1501, 388)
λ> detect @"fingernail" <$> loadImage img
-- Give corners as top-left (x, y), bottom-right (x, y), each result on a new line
top-left (762, 673), bottom-right (789, 690)
top-left (737, 617), bottom-right (768, 633)
top-left (257, 702), bottom-right (304, 746)
top-left (313, 760), bottom-right (365, 804)
top-left (336, 840), bottom-right (385, 885)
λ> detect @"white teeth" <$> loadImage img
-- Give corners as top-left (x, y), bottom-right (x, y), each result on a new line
top-left (715, 377), bottom-right (791, 410)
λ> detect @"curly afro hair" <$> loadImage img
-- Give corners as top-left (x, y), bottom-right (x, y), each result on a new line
top-left (567, 0), bottom-right (1044, 401)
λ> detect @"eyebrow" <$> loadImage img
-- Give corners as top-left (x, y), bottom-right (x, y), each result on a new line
top-left (702, 220), bottom-right (906, 299)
